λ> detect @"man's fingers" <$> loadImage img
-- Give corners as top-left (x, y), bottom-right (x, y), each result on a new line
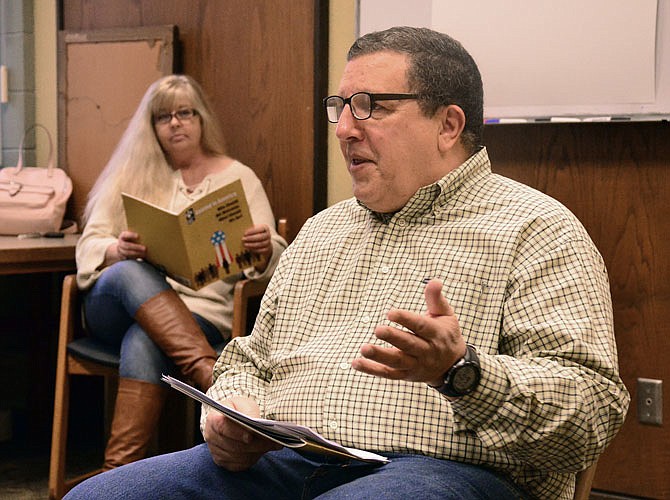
top-left (351, 354), bottom-right (412, 380)
top-left (359, 343), bottom-right (416, 370)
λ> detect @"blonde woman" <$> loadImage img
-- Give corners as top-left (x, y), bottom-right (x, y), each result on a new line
top-left (75, 75), bottom-right (286, 470)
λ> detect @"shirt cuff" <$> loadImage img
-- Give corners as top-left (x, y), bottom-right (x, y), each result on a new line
top-left (450, 352), bottom-right (509, 429)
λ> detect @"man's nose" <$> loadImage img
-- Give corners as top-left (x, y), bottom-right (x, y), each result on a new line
top-left (335, 104), bottom-right (361, 140)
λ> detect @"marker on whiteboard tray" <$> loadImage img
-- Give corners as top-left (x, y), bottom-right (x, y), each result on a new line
top-left (582, 116), bottom-right (613, 122)
top-left (582, 116), bottom-right (632, 122)
top-left (549, 117), bottom-right (581, 123)
top-left (484, 118), bottom-right (528, 124)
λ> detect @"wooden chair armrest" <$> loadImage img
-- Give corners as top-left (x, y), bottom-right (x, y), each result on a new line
top-left (231, 278), bottom-right (270, 338)
top-left (277, 218), bottom-right (288, 241)
top-left (230, 217), bottom-right (288, 339)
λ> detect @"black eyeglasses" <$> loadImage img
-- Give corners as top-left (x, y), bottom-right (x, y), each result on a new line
top-left (153, 108), bottom-right (198, 125)
top-left (323, 92), bottom-right (419, 123)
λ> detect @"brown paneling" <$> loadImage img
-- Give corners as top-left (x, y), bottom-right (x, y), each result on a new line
top-left (61, 0), bottom-right (328, 242)
top-left (485, 122), bottom-right (670, 499)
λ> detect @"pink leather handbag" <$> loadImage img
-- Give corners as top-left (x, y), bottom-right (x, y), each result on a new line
top-left (0, 124), bottom-right (73, 235)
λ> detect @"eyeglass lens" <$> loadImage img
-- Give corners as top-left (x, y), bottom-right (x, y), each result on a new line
top-left (155, 109), bottom-right (196, 125)
top-left (325, 93), bottom-right (372, 123)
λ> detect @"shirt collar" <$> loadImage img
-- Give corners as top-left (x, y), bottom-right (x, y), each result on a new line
top-left (362, 146), bottom-right (491, 223)
top-left (175, 170), bottom-right (212, 199)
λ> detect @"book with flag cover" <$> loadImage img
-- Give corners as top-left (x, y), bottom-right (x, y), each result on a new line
top-left (160, 375), bottom-right (389, 464)
top-left (122, 179), bottom-right (263, 290)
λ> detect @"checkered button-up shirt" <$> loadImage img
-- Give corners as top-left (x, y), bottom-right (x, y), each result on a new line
top-left (206, 148), bottom-right (629, 499)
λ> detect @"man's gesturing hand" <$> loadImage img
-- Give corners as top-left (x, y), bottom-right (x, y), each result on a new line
top-left (351, 279), bottom-right (466, 387)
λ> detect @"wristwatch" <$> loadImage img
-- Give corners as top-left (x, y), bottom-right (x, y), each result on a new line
top-left (430, 344), bottom-right (481, 398)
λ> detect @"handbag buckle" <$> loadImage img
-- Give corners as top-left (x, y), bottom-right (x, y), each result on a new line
top-left (8, 180), bottom-right (22, 196)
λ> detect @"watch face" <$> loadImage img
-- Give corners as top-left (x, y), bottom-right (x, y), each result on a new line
top-left (452, 365), bottom-right (479, 392)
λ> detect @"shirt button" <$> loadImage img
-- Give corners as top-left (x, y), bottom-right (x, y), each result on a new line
top-left (361, 315), bottom-right (371, 324)
top-left (380, 265), bottom-right (390, 274)
top-left (339, 362), bottom-right (349, 370)
top-left (329, 420), bottom-right (338, 429)
top-left (397, 218), bottom-right (407, 226)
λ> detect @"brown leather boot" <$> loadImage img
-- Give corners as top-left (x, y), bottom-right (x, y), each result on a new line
top-left (103, 378), bottom-right (167, 470)
top-left (135, 289), bottom-right (217, 390)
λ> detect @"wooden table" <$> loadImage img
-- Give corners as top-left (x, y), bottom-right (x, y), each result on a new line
top-left (0, 234), bottom-right (79, 275)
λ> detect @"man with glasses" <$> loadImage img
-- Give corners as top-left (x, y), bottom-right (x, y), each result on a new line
top-left (66, 26), bottom-right (629, 500)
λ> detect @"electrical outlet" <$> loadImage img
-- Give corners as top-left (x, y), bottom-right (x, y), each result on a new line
top-left (637, 378), bottom-right (663, 425)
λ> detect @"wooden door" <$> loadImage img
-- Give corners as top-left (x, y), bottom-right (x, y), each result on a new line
top-left (60, 0), bottom-right (329, 242)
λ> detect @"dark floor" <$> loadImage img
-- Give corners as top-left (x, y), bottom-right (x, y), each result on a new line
top-left (0, 376), bottom-right (113, 499)
top-left (0, 273), bottom-right (198, 499)
top-left (0, 368), bottom-right (109, 498)
top-left (0, 442), bottom-right (50, 499)
top-left (1, 273), bottom-right (64, 498)
top-left (0, 423), bottom-right (194, 500)
top-left (0, 389), bottom-right (201, 500)
top-left (0, 440), bottom-right (101, 500)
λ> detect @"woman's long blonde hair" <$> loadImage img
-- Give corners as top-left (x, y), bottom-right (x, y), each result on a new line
top-left (82, 75), bottom-right (227, 229)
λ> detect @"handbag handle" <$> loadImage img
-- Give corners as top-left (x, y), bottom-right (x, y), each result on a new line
top-left (14, 123), bottom-right (56, 176)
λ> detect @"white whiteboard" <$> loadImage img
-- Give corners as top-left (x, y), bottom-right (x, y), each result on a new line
top-left (358, 0), bottom-right (670, 122)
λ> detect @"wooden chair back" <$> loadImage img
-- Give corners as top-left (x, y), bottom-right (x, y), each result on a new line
top-left (574, 460), bottom-right (598, 500)
top-left (48, 217), bottom-right (288, 499)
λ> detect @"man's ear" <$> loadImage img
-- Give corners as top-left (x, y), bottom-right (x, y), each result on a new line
top-left (437, 105), bottom-right (466, 153)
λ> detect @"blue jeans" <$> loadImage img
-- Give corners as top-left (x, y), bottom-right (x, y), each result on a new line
top-left (83, 260), bottom-right (224, 384)
top-left (64, 444), bottom-right (527, 499)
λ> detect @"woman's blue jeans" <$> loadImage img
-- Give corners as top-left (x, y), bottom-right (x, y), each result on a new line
top-left (83, 260), bottom-right (223, 384)
top-left (64, 444), bottom-right (528, 499)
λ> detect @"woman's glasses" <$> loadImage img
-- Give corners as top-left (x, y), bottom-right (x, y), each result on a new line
top-left (153, 108), bottom-right (198, 125)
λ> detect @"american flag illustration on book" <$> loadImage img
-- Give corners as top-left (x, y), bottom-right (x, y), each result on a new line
top-left (210, 230), bottom-right (233, 267)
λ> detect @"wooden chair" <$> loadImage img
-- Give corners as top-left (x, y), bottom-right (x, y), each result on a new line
top-left (574, 460), bottom-right (598, 500)
top-left (48, 219), bottom-right (287, 499)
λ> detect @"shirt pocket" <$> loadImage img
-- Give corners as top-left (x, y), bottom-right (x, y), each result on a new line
top-left (439, 277), bottom-right (502, 350)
